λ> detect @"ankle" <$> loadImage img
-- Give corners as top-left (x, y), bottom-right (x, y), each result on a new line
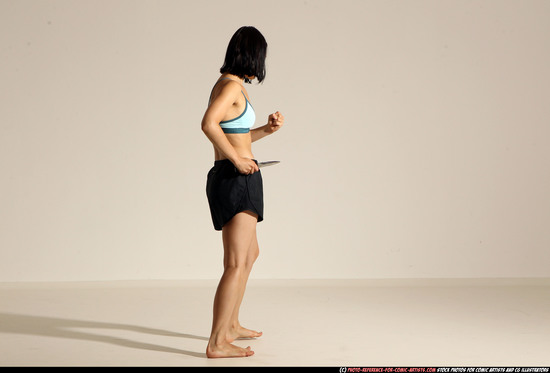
top-left (209, 332), bottom-right (228, 347)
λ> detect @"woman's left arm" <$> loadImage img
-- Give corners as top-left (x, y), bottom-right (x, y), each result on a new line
top-left (251, 111), bottom-right (285, 143)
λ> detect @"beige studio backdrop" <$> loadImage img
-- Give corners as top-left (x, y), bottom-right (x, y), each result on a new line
top-left (1, 0), bottom-right (549, 282)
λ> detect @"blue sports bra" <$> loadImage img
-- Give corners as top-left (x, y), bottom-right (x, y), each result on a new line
top-left (209, 78), bottom-right (256, 134)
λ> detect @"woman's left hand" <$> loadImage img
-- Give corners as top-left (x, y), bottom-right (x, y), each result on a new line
top-left (267, 111), bottom-right (285, 133)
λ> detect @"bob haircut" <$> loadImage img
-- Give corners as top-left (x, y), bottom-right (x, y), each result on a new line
top-left (220, 26), bottom-right (268, 84)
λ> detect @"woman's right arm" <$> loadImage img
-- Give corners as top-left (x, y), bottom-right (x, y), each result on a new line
top-left (201, 82), bottom-right (259, 174)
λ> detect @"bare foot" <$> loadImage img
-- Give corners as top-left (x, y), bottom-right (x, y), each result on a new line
top-left (227, 325), bottom-right (263, 343)
top-left (206, 340), bottom-right (254, 358)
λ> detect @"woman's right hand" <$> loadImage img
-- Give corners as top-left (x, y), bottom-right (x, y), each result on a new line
top-left (234, 157), bottom-right (259, 175)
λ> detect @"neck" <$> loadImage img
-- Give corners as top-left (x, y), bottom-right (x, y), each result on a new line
top-left (222, 73), bottom-right (245, 84)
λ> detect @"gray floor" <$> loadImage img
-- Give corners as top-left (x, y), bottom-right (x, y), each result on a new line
top-left (1, 278), bottom-right (549, 367)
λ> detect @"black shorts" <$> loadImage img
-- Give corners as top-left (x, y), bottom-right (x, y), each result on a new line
top-left (206, 159), bottom-right (264, 231)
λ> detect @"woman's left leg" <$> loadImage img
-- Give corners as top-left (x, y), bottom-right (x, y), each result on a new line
top-left (206, 211), bottom-right (258, 358)
top-left (227, 228), bottom-right (263, 342)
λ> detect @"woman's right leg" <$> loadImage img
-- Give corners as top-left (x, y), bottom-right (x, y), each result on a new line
top-left (206, 211), bottom-right (258, 358)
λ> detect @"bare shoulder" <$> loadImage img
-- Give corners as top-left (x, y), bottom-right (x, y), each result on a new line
top-left (212, 79), bottom-right (242, 103)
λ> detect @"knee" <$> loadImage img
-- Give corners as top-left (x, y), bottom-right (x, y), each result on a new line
top-left (253, 247), bottom-right (260, 262)
top-left (247, 247), bottom-right (259, 267)
top-left (223, 263), bottom-right (247, 279)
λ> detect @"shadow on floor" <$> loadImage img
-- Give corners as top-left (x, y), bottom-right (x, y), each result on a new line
top-left (0, 312), bottom-right (207, 358)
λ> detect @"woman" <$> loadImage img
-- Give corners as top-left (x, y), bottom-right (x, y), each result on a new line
top-left (201, 26), bottom-right (285, 358)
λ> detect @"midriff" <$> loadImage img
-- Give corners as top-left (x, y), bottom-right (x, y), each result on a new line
top-left (214, 132), bottom-right (254, 161)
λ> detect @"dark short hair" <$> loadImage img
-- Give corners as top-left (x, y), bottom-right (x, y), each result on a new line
top-left (220, 26), bottom-right (268, 84)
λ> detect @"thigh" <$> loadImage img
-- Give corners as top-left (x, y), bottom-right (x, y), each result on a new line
top-left (222, 211), bottom-right (258, 268)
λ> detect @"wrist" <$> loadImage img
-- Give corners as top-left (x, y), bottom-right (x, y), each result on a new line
top-left (262, 124), bottom-right (273, 134)
top-left (229, 156), bottom-right (241, 166)
top-left (226, 151), bottom-right (242, 165)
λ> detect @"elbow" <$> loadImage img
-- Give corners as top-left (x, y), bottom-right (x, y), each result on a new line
top-left (201, 120), bottom-right (212, 135)
top-left (201, 118), bottom-right (217, 135)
